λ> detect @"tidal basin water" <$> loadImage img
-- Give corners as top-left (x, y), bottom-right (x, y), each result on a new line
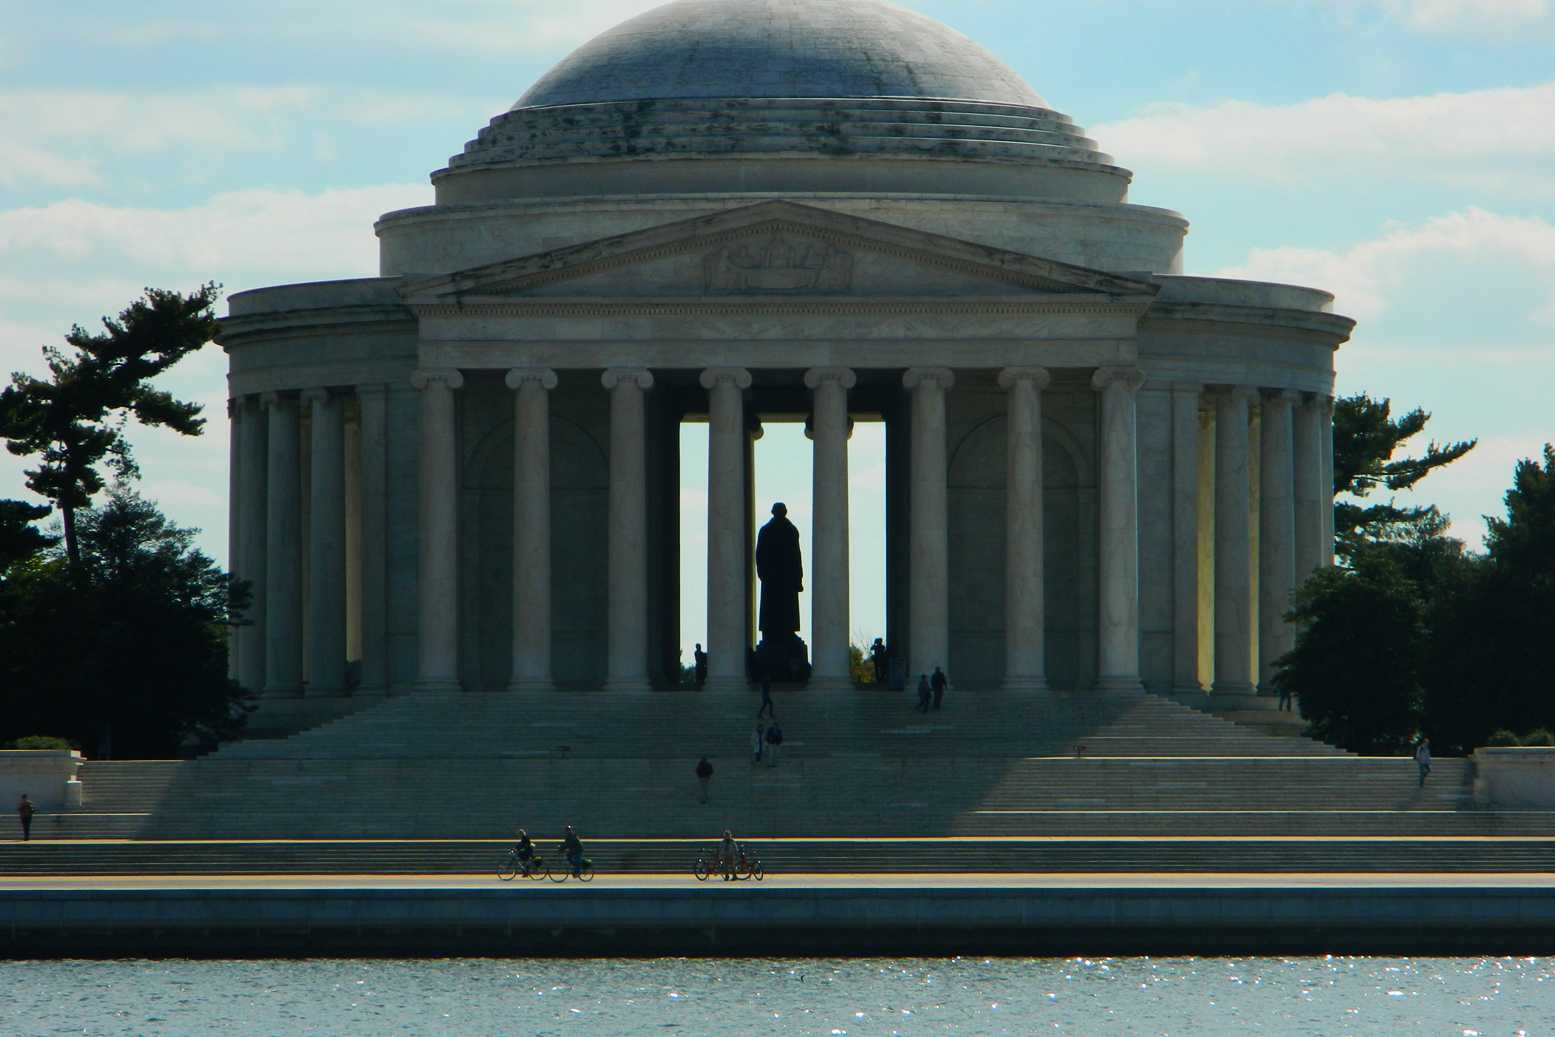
top-left (5, 956), bottom-right (1551, 1036)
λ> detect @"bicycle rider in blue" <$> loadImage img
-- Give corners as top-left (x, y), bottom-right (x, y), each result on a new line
top-left (562, 825), bottom-right (584, 877)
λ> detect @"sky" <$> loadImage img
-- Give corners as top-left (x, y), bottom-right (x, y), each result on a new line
top-left (2, 0), bottom-right (1552, 660)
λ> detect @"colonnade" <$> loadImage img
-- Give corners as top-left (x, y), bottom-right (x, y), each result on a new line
top-left (227, 365), bottom-right (1332, 698)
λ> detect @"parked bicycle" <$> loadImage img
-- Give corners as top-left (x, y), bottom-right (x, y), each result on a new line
top-left (693, 847), bottom-right (764, 882)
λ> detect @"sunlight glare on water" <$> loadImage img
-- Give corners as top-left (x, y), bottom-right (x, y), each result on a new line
top-left (3, 956), bottom-right (1551, 1035)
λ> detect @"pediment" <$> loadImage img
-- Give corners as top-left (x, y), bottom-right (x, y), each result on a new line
top-left (399, 201), bottom-right (1158, 304)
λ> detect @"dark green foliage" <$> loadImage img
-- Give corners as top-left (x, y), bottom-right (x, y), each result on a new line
top-left (1522, 729), bottom-right (1555, 747)
top-left (0, 489), bottom-right (251, 758)
top-left (0, 284), bottom-right (219, 566)
top-left (1332, 393), bottom-right (1475, 562)
top-left (6, 735), bottom-right (74, 750)
top-left (1275, 551), bottom-right (1427, 753)
top-left (1485, 730), bottom-right (1521, 747)
top-left (0, 499), bottom-right (56, 573)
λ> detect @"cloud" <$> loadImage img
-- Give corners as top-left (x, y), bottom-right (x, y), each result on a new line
top-left (0, 87), bottom-right (471, 191)
top-left (1383, 0), bottom-right (1549, 30)
top-left (1212, 208), bottom-right (1555, 322)
top-left (1092, 81), bottom-right (1555, 191)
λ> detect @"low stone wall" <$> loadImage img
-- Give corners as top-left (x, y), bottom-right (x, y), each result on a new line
top-left (1472, 748), bottom-right (1555, 808)
top-left (0, 750), bottom-right (84, 812)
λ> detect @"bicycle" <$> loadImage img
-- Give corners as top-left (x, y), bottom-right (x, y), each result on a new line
top-left (549, 854), bottom-right (595, 883)
top-left (496, 848), bottom-right (550, 881)
top-left (693, 848), bottom-right (764, 882)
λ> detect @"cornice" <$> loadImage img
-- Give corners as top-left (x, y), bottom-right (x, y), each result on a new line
top-left (1142, 301), bottom-right (1356, 342)
top-left (410, 296), bottom-right (1155, 320)
top-left (216, 304), bottom-right (415, 346)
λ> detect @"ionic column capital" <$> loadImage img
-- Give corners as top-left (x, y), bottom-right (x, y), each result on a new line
top-left (505, 367), bottom-right (558, 391)
top-left (1263, 389), bottom-right (1302, 407)
top-left (903, 367), bottom-right (954, 392)
top-left (1317, 395), bottom-right (1335, 417)
top-left (259, 391), bottom-right (294, 409)
top-left (1172, 381), bottom-right (1203, 398)
top-left (1090, 365), bottom-right (1146, 394)
top-left (411, 368), bottom-right (464, 392)
top-left (1210, 383), bottom-right (1258, 404)
top-left (997, 366), bottom-right (1052, 391)
top-left (355, 382), bottom-right (389, 398)
top-left (804, 366), bottom-right (857, 390)
top-left (698, 366), bottom-right (751, 391)
top-left (299, 387), bottom-right (334, 406)
top-left (602, 367), bottom-right (654, 392)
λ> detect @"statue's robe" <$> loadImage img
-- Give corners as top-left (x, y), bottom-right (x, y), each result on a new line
top-left (755, 514), bottom-right (804, 636)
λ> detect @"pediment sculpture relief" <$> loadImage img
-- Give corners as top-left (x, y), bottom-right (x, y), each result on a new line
top-left (702, 233), bottom-right (853, 293)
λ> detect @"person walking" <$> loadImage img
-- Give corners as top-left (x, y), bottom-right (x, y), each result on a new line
top-left (693, 643), bottom-right (708, 688)
top-left (915, 673), bottom-right (932, 713)
top-left (870, 638), bottom-right (888, 685)
top-left (695, 756), bottom-right (714, 803)
top-left (1277, 683), bottom-right (1294, 712)
top-left (931, 665), bottom-right (948, 710)
top-left (751, 721), bottom-right (765, 764)
top-left (16, 794), bottom-right (34, 842)
top-left (757, 677), bottom-right (776, 719)
top-left (1415, 737), bottom-right (1432, 788)
top-left (764, 719), bottom-right (783, 767)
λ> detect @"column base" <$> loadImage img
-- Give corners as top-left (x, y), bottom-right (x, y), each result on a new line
top-left (506, 680), bottom-right (555, 693)
top-left (806, 675), bottom-right (854, 692)
top-left (1211, 680), bottom-right (1256, 695)
top-left (260, 685), bottom-right (304, 699)
top-left (603, 677), bottom-right (652, 692)
top-left (1002, 675), bottom-right (1050, 692)
top-left (702, 676), bottom-right (750, 693)
top-left (1094, 675), bottom-right (1144, 692)
top-left (415, 678), bottom-right (461, 693)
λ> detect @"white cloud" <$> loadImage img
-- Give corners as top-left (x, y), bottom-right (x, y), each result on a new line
top-left (1384, 0), bottom-right (1549, 30)
top-left (1213, 208), bottom-right (1555, 322)
top-left (0, 87), bottom-right (471, 191)
top-left (1093, 81), bottom-right (1555, 191)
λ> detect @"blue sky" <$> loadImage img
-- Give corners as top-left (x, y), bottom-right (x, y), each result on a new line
top-left (3, 0), bottom-right (1552, 658)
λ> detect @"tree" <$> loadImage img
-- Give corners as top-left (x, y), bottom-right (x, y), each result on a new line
top-left (1274, 550), bottom-right (1428, 753)
top-left (1332, 393), bottom-right (1476, 561)
top-left (0, 488), bottom-right (250, 758)
top-left (0, 284), bottom-right (219, 566)
top-left (0, 499), bottom-right (56, 575)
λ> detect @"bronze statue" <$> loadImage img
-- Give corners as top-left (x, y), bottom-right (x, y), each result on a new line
top-left (756, 502), bottom-right (803, 636)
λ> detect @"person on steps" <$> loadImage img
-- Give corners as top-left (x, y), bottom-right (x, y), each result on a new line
top-left (1415, 737), bottom-right (1432, 788)
top-left (752, 721), bottom-right (765, 764)
top-left (696, 755), bottom-right (714, 803)
top-left (931, 666), bottom-right (948, 710)
top-left (764, 720), bottom-right (783, 767)
top-left (916, 673), bottom-right (932, 713)
top-left (17, 794), bottom-right (33, 842)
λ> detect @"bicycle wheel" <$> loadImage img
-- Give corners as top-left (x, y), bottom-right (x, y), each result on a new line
top-left (497, 854), bottom-right (519, 881)
top-left (752, 861), bottom-right (764, 882)
top-left (578, 860), bottom-right (595, 883)
top-left (693, 857), bottom-right (710, 882)
top-left (550, 863), bottom-right (569, 882)
top-left (526, 857), bottom-right (550, 881)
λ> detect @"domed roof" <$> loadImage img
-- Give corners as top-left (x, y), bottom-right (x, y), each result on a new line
top-left (515, 0), bottom-right (1046, 110)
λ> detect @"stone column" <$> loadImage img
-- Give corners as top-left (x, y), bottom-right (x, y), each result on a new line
top-left (1091, 366), bottom-right (1146, 691)
top-left (355, 384), bottom-right (389, 692)
top-left (1171, 383), bottom-right (1203, 693)
top-left (998, 366), bottom-right (1052, 690)
top-left (227, 399), bottom-right (241, 681)
top-left (806, 366), bottom-right (857, 689)
top-left (1212, 386), bottom-right (1256, 694)
top-left (507, 367), bottom-right (558, 691)
top-left (412, 368), bottom-right (463, 692)
top-left (903, 368), bottom-right (954, 681)
top-left (303, 388), bottom-right (347, 695)
top-left (1258, 391), bottom-right (1299, 689)
top-left (603, 368), bottom-right (654, 689)
top-left (700, 367), bottom-right (752, 690)
top-left (344, 416), bottom-right (363, 667)
top-left (262, 391), bottom-right (303, 696)
top-left (237, 395), bottom-right (267, 693)
top-left (1292, 394), bottom-right (1324, 581)
top-left (1319, 396), bottom-right (1336, 568)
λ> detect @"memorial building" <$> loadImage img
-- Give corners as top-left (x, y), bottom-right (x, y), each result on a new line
top-left (217, 0), bottom-right (1352, 724)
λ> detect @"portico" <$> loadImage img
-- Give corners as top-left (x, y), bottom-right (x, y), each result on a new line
top-left (216, 0), bottom-right (1354, 730)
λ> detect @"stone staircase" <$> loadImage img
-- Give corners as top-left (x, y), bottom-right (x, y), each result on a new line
top-left (7, 687), bottom-right (1547, 875)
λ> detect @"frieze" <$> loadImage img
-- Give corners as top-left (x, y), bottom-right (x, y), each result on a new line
top-left (410, 298), bottom-right (1148, 319)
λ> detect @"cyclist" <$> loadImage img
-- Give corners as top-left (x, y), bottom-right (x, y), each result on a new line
top-left (561, 824), bottom-right (584, 878)
top-left (716, 829), bottom-right (741, 881)
top-left (513, 828), bottom-right (535, 875)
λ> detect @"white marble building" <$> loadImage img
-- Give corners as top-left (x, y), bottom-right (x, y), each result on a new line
top-left (217, 0), bottom-right (1350, 727)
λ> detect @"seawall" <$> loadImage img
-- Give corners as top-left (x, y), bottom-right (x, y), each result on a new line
top-left (4, 884), bottom-right (1555, 957)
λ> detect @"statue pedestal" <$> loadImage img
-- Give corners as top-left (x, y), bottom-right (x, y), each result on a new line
top-left (751, 635), bottom-right (812, 685)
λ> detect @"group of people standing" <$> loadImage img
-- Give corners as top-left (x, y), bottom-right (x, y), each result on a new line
top-left (915, 666), bottom-right (949, 713)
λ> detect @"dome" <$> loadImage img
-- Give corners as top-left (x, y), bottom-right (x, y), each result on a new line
top-left (515, 0), bottom-right (1047, 110)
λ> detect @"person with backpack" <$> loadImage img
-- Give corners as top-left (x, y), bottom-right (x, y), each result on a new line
top-left (764, 720), bottom-right (783, 767)
top-left (695, 756), bottom-right (714, 803)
